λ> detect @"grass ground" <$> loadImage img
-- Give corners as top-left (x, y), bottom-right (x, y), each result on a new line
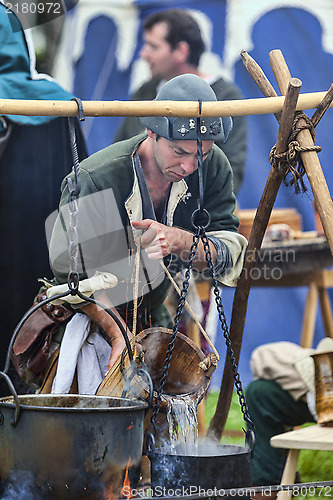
top-left (205, 391), bottom-right (333, 498)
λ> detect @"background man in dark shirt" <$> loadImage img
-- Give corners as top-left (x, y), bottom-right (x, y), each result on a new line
top-left (114, 8), bottom-right (247, 195)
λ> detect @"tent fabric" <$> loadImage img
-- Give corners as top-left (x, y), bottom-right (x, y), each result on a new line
top-left (53, 0), bottom-right (333, 387)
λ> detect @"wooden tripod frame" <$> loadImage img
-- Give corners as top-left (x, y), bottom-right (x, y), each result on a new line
top-left (207, 49), bottom-right (333, 440)
top-left (1, 50), bottom-right (332, 439)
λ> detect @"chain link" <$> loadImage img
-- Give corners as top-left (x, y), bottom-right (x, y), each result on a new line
top-left (150, 232), bottom-right (200, 436)
top-left (150, 224), bottom-right (254, 438)
top-left (66, 116), bottom-right (81, 290)
top-left (67, 195), bottom-right (79, 279)
top-left (201, 231), bottom-right (254, 430)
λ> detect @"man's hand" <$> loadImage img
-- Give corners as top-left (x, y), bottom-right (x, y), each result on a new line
top-left (106, 333), bottom-right (130, 372)
top-left (132, 219), bottom-right (217, 271)
top-left (132, 219), bottom-right (178, 259)
top-left (81, 293), bottom-right (132, 374)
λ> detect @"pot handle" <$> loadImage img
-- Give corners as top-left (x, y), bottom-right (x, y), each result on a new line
top-left (0, 371), bottom-right (21, 426)
top-left (145, 431), bottom-right (156, 457)
top-left (245, 428), bottom-right (256, 457)
top-left (120, 351), bottom-right (154, 410)
top-left (136, 366), bottom-right (154, 409)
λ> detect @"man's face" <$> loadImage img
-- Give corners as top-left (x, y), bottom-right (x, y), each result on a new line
top-left (151, 135), bottom-right (213, 183)
top-left (140, 22), bottom-right (180, 80)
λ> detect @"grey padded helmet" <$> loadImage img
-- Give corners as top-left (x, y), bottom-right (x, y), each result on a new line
top-left (139, 73), bottom-right (232, 143)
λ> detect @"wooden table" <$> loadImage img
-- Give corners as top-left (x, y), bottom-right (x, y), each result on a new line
top-left (254, 236), bottom-right (333, 281)
top-left (271, 424), bottom-right (333, 499)
top-left (252, 236), bottom-right (333, 348)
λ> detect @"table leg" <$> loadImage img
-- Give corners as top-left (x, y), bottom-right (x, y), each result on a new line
top-left (277, 449), bottom-right (300, 500)
top-left (318, 287), bottom-right (333, 339)
top-left (300, 281), bottom-right (319, 348)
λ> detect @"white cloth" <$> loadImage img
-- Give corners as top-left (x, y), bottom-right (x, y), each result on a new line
top-left (52, 313), bottom-right (111, 395)
top-left (250, 341), bottom-right (313, 401)
top-left (43, 271), bottom-right (118, 305)
top-left (294, 337), bottom-right (333, 393)
top-left (250, 338), bottom-right (333, 421)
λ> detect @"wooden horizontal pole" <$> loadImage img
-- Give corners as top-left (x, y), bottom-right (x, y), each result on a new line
top-left (0, 91), bottom-right (332, 118)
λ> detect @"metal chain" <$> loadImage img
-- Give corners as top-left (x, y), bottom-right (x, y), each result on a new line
top-left (150, 109), bottom-right (254, 440)
top-left (66, 116), bottom-right (81, 291)
top-left (66, 194), bottom-right (80, 286)
top-left (150, 231), bottom-right (201, 436)
top-left (201, 230), bottom-right (254, 430)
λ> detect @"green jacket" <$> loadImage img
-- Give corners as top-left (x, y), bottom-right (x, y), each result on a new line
top-left (49, 134), bottom-right (247, 316)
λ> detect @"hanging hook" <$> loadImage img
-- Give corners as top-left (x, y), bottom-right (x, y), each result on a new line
top-left (145, 431), bottom-right (156, 455)
top-left (67, 270), bottom-right (80, 294)
top-left (67, 97), bottom-right (85, 200)
top-left (244, 428), bottom-right (256, 457)
top-left (191, 207), bottom-right (211, 231)
top-left (71, 97), bottom-right (85, 122)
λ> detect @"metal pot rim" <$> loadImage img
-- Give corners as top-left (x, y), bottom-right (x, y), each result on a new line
top-left (152, 443), bottom-right (251, 458)
top-left (0, 393), bottom-right (148, 412)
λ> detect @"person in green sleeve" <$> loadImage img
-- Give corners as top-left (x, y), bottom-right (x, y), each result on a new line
top-left (47, 73), bottom-right (247, 381)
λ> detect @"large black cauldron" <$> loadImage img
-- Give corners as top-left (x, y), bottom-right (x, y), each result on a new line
top-left (0, 394), bottom-right (147, 499)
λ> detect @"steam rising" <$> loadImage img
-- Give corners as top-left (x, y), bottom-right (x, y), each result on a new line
top-left (1, 471), bottom-right (45, 500)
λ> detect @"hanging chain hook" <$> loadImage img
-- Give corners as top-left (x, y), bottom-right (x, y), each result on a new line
top-left (66, 98), bottom-right (85, 293)
top-left (71, 96), bottom-right (85, 122)
top-left (67, 98), bottom-right (85, 201)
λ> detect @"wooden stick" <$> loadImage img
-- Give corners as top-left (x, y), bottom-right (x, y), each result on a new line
top-left (311, 83), bottom-right (333, 129)
top-left (0, 91), bottom-right (332, 118)
top-left (269, 49), bottom-right (333, 255)
top-left (269, 51), bottom-right (291, 95)
top-left (240, 50), bottom-right (281, 122)
top-left (207, 76), bottom-right (302, 440)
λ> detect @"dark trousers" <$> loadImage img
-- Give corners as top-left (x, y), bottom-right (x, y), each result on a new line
top-left (246, 379), bottom-right (315, 486)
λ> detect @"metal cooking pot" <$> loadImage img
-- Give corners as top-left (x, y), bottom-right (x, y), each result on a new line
top-left (149, 442), bottom-right (251, 494)
top-left (0, 393), bottom-right (147, 499)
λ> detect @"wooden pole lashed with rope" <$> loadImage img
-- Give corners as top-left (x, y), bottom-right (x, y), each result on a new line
top-left (0, 92), bottom-right (332, 119)
top-left (207, 50), bottom-right (333, 440)
top-left (269, 50), bottom-right (333, 253)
